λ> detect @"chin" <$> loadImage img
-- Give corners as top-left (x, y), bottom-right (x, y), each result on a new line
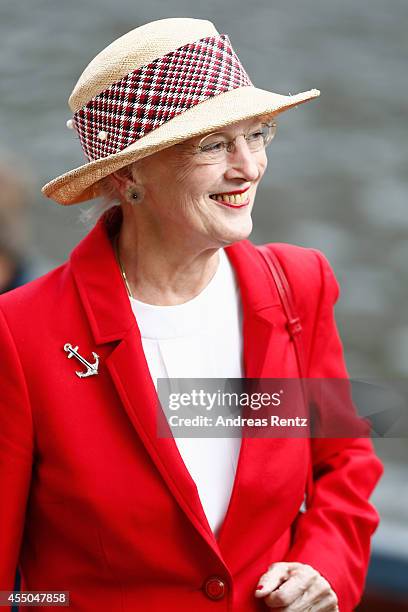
top-left (216, 218), bottom-right (253, 246)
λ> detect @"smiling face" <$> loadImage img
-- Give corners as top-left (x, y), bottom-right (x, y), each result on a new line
top-left (119, 117), bottom-right (270, 251)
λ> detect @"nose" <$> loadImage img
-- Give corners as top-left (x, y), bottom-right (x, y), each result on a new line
top-left (223, 136), bottom-right (262, 182)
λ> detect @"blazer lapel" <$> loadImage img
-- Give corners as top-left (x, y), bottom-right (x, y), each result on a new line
top-left (225, 239), bottom-right (284, 379)
top-left (219, 241), bottom-right (304, 571)
top-left (226, 239), bottom-right (300, 381)
top-left (70, 217), bottom-right (223, 560)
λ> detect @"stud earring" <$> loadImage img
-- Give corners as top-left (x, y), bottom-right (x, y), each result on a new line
top-left (127, 186), bottom-right (140, 202)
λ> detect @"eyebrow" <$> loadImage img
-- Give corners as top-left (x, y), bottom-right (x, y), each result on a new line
top-left (207, 120), bottom-right (263, 135)
top-left (198, 121), bottom-right (264, 140)
top-left (177, 120), bottom-right (265, 150)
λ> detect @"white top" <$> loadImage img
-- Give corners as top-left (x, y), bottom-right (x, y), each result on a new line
top-left (130, 248), bottom-right (243, 535)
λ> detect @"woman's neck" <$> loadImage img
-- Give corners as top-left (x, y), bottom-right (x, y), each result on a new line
top-left (116, 225), bottom-right (220, 306)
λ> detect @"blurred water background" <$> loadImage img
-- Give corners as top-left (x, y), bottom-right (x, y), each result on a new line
top-left (1, 0), bottom-right (407, 607)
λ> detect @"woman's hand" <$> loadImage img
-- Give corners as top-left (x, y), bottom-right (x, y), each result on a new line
top-left (254, 562), bottom-right (339, 611)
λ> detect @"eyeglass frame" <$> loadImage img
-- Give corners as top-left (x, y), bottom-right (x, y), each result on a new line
top-left (192, 120), bottom-right (277, 161)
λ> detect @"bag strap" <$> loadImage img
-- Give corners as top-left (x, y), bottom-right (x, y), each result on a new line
top-left (256, 244), bottom-right (314, 504)
top-left (257, 245), bottom-right (307, 378)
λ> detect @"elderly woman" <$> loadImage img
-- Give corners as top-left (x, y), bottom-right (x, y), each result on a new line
top-left (0, 17), bottom-right (382, 612)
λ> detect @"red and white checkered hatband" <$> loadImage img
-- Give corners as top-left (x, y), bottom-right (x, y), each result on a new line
top-left (73, 34), bottom-right (253, 162)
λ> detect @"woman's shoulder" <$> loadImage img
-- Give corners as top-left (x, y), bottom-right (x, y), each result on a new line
top-left (0, 261), bottom-right (70, 325)
top-left (240, 239), bottom-right (338, 295)
top-left (251, 240), bottom-right (341, 314)
top-left (263, 241), bottom-right (332, 273)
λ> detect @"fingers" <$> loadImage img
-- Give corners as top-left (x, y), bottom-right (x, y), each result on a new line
top-left (255, 562), bottom-right (339, 611)
top-left (254, 562), bottom-right (292, 598)
top-left (303, 574), bottom-right (338, 612)
top-left (261, 564), bottom-right (315, 608)
top-left (283, 575), bottom-right (338, 612)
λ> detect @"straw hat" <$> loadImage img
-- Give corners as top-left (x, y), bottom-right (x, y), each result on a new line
top-left (42, 17), bottom-right (320, 205)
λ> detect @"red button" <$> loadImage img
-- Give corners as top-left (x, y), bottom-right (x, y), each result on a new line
top-left (203, 576), bottom-right (226, 600)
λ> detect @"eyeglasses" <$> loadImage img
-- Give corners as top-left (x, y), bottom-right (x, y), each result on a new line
top-left (194, 121), bottom-right (277, 164)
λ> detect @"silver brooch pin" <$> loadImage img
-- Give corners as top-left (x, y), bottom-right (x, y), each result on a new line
top-left (64, 343), bottom-right (99, 378)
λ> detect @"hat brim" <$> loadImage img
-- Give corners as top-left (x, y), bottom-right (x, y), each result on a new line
top-left (42, 86), bottom-right (319, 205)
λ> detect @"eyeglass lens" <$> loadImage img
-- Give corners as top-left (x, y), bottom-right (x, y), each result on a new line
top-left (198, 122), bottom-right (276, 161)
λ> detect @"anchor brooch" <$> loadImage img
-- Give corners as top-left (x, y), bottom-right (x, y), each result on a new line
top-left (64, 343), bottom-right (100, 378)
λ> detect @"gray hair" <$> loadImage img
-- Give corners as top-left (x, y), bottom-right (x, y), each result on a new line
top-left (79, 177), bottom-right (120, 229)
top-left (79, 161), bottom-right (139, 229)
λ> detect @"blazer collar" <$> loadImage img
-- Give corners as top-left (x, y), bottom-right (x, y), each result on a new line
top-left (70, 214), bottom-right (135, 344)
top-left (225, 239), bottom-right (281, 312)
top-left (70, 213), bottom-right (282, 346)
top-left (225, 239), bottom-right (284, 379)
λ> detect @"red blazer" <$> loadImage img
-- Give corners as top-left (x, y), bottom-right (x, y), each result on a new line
top-left (0, 215), bottom-right (383, 612)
